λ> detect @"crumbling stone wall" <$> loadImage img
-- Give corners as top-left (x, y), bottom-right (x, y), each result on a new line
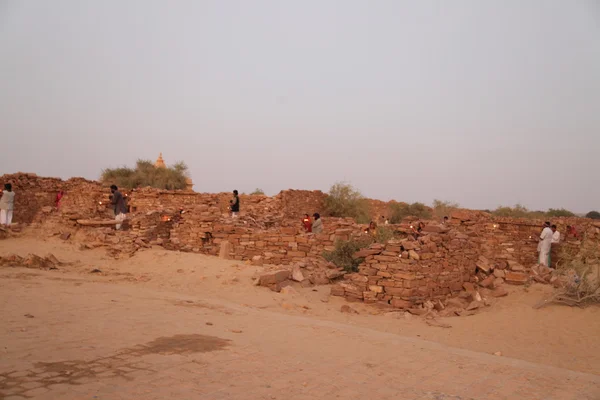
top-left (3, 173), bottom-right (598, 306)
top-left (331, 226), bottom-right (479, 308)
top-left (0, 173), bottom-right (104, 223)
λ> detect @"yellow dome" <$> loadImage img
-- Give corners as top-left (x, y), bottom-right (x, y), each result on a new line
top-left (155, 153), bottom-right (166, 168)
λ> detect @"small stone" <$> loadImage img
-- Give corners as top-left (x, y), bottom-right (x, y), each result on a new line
top-left (491, 287), bottom-right (508, 297)
top-left (291, 266), bottom-right (304, 282)
top-left (259, 270), bottom-right (291, 286)
top-left (408, 250), bottom-right (420, 260)
top-left (230, 329), bottom-right (243, 334)
top-left (426, 319), bottom-right (452, 328)
top-left (479, 275), bottom-right (495, 288)
top-left (340, 305), bottom-right (359, 314)
top-left (466, 301), bottom-right (481, 311)
top-left (24, 314), bottom-right (34, 318)
top-left (60, 233), bottom-right (71, 240)
top-left (493, 269), bottom-right (506, 278)
top-left (206, 322), bottom-right (213, 326)
top-left (507, 260), bottom-right (525, 272)
top-left (505, 272), bottom-right (528, 285)
top-left (493, 351), bottom-right (503, 356)
top-left (280, 286), bottom-right (298, 296)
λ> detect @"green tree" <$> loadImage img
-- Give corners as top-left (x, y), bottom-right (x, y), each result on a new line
top-left (432, 199), bottom-right (459, 219)
top-left (492, 204), bottom-right (531, 218)
top-left (388, 202), bottom-right (432, 224)
top-left (324, 182), bottom-right (371, 223)
top-left (101, 159), bottom-right (189, 190)
top-left (546, 208), bottom-right (575, 217)
top-left (586, 211), bottom-right (600, 220)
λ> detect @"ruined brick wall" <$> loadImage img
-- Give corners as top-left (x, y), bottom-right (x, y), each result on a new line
top-left (276, 190), bottom-right (326, 221)
top-left (331, 227), bottom-right (479, 308)
top-left (0, 173), bottom-right (105, 223)
top-left (169, 214), bottom-right (363, 265)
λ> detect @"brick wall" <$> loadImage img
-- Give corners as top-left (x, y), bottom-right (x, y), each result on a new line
top-left (3, 173), bottom-right (598, 306)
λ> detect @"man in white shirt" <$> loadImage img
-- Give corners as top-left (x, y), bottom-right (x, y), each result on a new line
top-left (548, 224), bottom-right (560, 268)
top-left (551, 225), bottom-right (560, 244)
top-left (538, 222), bottom-right (553, 267)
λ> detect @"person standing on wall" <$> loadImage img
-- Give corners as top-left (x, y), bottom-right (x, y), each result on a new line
top-left (230, 190), bottom-right (240, 218)
top-left (110, 185), bottom-right (127, 230)
top-left (302, 214), bottom-right (312, 232)
top-left (538, 222), bottom-right (553, 267)
top-left (55, 190), bottom-right (64, 210)
top-left (0, 183), bottom-right (15, 227)
top-left (312, 213), bottom-right (323, 233)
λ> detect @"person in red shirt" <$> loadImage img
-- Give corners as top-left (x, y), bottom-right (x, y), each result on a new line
top-left (55, 191), bottom-right (64, 210)
top-left (302, 214), bottom-right (312, 232)
top-left (566, 225), bottom-right (579, 240)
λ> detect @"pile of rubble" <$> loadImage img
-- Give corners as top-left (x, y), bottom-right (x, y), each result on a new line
top-left (0, 253), bottom-right (62, 270)
top-left (254, 261), bottom-right (346, 292)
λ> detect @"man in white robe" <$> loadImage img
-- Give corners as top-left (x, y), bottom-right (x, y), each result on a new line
top-left (538, 222), bottom-right (553, 266)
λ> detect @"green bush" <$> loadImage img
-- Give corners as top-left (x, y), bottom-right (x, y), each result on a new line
top-left (101, 159), bottom-right (189, 190)
top-left (250, 188), bottom-right (265, 195)
top-left (388, 202), bottom-right (432, 224)
top-left (323, 237), bottom-right (373, 273)
top-left (492, 204), bottom-right (531, 218)
top-left (586, 211), bottom-right (600, 220)
top-left (546, 208), bottom-right (575, 217)
top-left (323, 182), bottom-right (371, 223)
top-left (493, 204), bottom-right (576, 219)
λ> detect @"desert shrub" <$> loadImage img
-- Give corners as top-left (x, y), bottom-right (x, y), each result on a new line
top-left (324, 182), bottom-right (371, 223)
top-left (492, 204), bottom-right (532, 218)
top-left (388, 202), bottom-right (432, 224)
top-left (432, 199), bottom-right (459, 219)
top-left (323, 237), bottom-right (373, 273)
top-left (374, 226), bottom-right (395, 244)
top-left (586, 211), bottom-right (600, 220)
top-left (250, 188), bottom-right (265, 195)
top-left (537, 237), bottom-right (600, 308)
top-left (493, 204), bottom-right (578, 219)
top-left (101, 159), bottom-right (189, 190)
top-left (546, 208), bottom-right (575, 217)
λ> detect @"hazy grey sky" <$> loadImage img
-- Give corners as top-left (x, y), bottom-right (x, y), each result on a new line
top-left (1, 1), bottom-right (599, 212)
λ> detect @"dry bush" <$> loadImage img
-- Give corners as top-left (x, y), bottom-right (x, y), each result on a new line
top-left (536, 236), bottom-right (600, 308)
top-left (374, 226), bottom-right (395, 244)
top-left (250, 188), bottom-right (265, 195)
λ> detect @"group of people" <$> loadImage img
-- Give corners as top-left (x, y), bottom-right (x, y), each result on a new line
top-left (536, 222), bottom-right (582, 267)
top-left (301, 213), bottom-right (323, 233)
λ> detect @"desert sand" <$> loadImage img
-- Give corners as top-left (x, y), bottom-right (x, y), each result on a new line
top-left (1, 236), bottom-right (599, 399)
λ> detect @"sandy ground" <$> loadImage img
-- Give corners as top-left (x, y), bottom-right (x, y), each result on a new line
top-left (1, 235), bottom-right (599, 380)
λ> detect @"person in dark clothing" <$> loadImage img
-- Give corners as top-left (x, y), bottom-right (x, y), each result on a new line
top-left (230, 190), bottom-right (240, 218)
top-left (312, 213), bottom-right (323, 233)
top-left (110, 185), bottom-right (128, 230)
